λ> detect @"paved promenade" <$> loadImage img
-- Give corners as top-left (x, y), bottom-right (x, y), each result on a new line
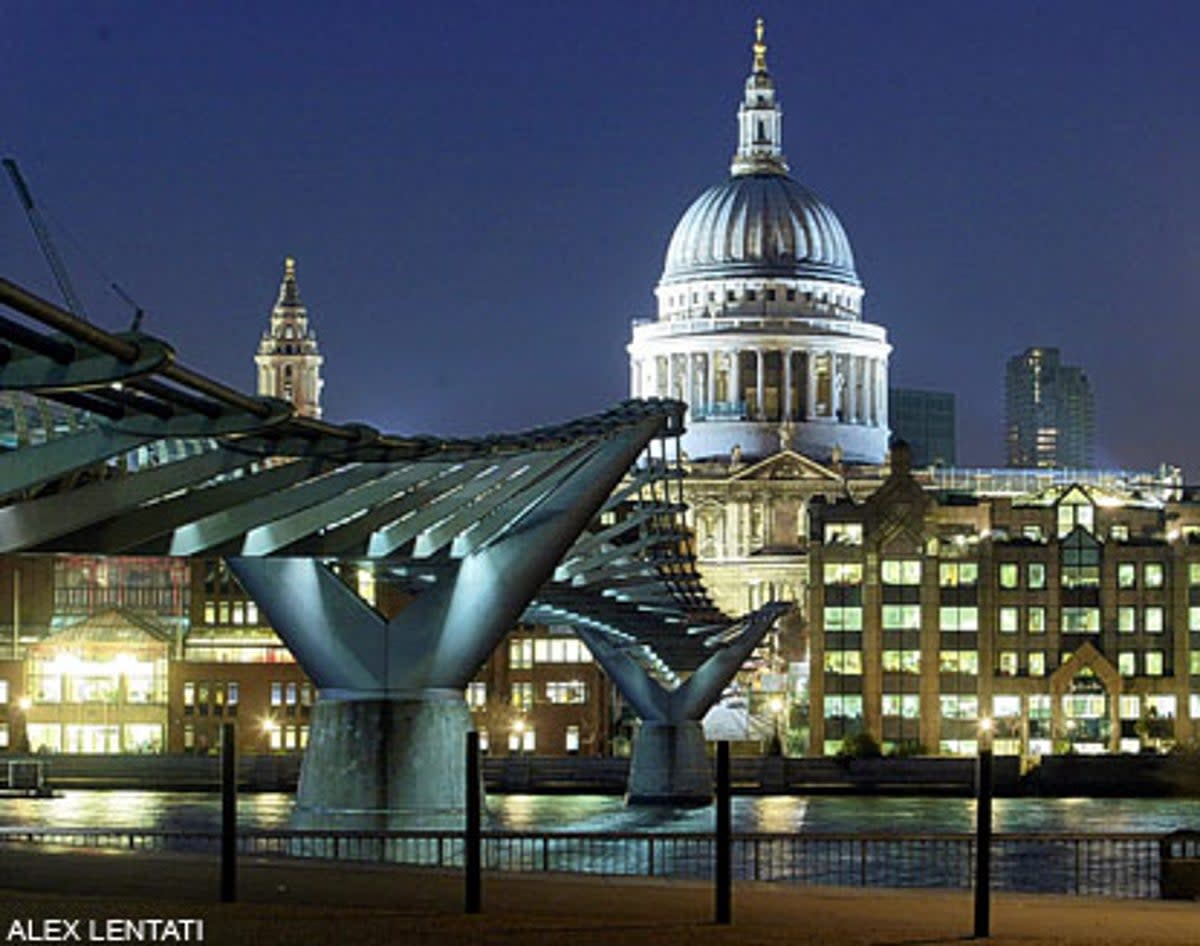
top-left (0, 847), bottom-right (1197, 945)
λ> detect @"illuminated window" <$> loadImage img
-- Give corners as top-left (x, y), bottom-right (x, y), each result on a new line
top-left (270, 682), bottom-right (282, 707)
top-left (823, 563), bottom-right (863, 585)
top-left (939, 695), bottom-right (978, 720)
top-left (1191, 696), bottom-right (1200, 721)
top-left (1144, 563), bottom-right (1165, 589)
top-left (1191, 651), bottom-right (1200, 675)
top-left (510, 682), bottom-right (534, 710)
top-left (939, 562), bottom-right (978, 586)
top-left (299, 683), bottom-right (312, 707)
top-left (994, 695), bottom-right (1021, 718)
top-left (1147, 694), bottom-right (1176, 718)
top-left (823, 651), bottom-right (863, 675)
top-left (545, 681), bottom-right (587, 704)
top-left (1118, 607), bottom-right (1136, 633)
top-left (824, 523), bottom-right (863, 546)
top-left (824, 606), bottom-right (863, 631)
top-left (824, 695), bottom-right (863, 720)
top-left (1029, 652), bottom-right (1046, 677)
top-left (203, 602), bottom-right (216, 625)
top-left (285, 682), bottom-right (297, 706)
top-left (1028, 606), bottom-right (1046, 634)
top-left (247, 602), bottom-right (259, 624)
top-left (1191, 608), bottom-right (1200, 632)
top-left (231, 602), bottom-right (245, 625)
top-left (508, 638), bottom-right (534, 670)
top-left (1061, 607), bottom-right (1100, 632)
top-left (881, 560), bottom-right (921, 585)
top-left (1028, 562), bottom-right (1046, 589)
top-left (227, 682), bottom-right (239, 707)
top-left (939, 651), bottom-right (978, 675)
top-left (1146, 652), bottom-right (1165, 676)
top-left (999, 607), bottom-right (1019, 633)
top-left (1117, 563), bottom-right (1136, 589)
top-left (0, 680), bottom-right (7, 704)
top-left (1190, 563), bottom-right (1200, 586)
top-left (881, 694), bottom-right (920, 719)
top-left (998, 652), bottom-right (1019, 676)
top-left (938, 606), bottom-right (978, 631)
top-left (1061, 531), bottom-right (1100, 588)
top-left (1119, 695), bottom-right (1141, 720)
top-left (565, 726), bottom-right (581, 753)
top-left (1145, 607), bottom-right (1164, 634)
top-left (881, 650), bottom-right (921, 674)
top-left (1118, 652), bottom-right (1136, 677)
top-left (466, 682), bottom-right (487, 708)
top-left (998, 564), bottom-right (1019, 589)
top-left (183, 682), bottom-right (195, 708)
top-left (881, 605), bottom-right (920, 630)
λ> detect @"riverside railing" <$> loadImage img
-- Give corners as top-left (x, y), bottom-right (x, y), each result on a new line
top-left (0, 827), bottom-right (1163, 898)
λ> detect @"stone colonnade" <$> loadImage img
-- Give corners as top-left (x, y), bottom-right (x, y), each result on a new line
top-left (630, 348), bottom-right (887, 426)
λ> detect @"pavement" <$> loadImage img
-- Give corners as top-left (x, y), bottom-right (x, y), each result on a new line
top-left (0, 847), bottom-right (1197, 945)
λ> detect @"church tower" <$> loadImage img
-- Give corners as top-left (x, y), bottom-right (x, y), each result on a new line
top-left (255, 257), bottom-right (324, 418)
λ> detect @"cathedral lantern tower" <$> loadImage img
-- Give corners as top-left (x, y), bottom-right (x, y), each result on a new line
top-left (256, 257), bottom-right (324, 419)
top-left (628, 20), bottom-right (891, 463)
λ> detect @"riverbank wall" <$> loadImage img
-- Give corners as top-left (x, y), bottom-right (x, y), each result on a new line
top-left (10, 752), bottom-right (1200, 797)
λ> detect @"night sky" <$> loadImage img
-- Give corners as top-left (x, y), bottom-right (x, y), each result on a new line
top-left (4, 2), bottom-right (1199, 475)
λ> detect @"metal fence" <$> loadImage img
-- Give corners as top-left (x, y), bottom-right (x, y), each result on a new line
top-left (0, 827), bottom-right (1163, 898)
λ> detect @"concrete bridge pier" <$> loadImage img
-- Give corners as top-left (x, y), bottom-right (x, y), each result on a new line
top-left (291, 689), bottom-right (474, 831)
top-left (626, 720), bottom-right (712, 806)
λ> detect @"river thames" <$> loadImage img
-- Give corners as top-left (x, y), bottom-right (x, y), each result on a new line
top-left (4, 791), bottom-right (1200, 835)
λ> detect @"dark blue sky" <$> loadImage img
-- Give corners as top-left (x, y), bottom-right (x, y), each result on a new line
top-left (4, 2), bottom-right (1199, 474)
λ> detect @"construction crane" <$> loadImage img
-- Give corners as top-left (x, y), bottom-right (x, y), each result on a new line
top-left (3, 157), bottom-right (89, 320)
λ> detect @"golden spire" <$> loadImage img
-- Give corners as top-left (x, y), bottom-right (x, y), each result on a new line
top-left (753, 17), bottom-right (767, 73)
top-left (284, 256), bottom-right (296, 278)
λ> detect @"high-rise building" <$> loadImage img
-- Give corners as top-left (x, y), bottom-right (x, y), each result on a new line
top-left (255, 257), bottom-right (324, 418)
top-left (1005, 347), bottom-right (1094, 469)
top-left (889, 388), bottom-right (956, 467)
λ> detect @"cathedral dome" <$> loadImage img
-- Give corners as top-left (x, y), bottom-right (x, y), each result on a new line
top-left (661, 173), bottom-right (859, 287)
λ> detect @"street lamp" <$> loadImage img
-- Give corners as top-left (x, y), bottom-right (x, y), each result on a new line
top-left (974, 716), bottom-right (994, 939)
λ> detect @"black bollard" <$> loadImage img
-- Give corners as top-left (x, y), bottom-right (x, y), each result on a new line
top-left (220, 722), bottom-right (237, 903)
top-left (465, 730), bottom-right (482, 914)
top-left (974, 738), bottom-right (993, 938)
top-left (715, 740), bottom-right (731, 925)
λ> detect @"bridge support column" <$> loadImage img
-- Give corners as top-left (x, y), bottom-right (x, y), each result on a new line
top-left (292, 690), bottom-right (472, 830)
top-left (626, 720), bottom-right (712, 806)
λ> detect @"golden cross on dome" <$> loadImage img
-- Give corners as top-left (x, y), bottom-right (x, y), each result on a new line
top-left (753, 17), bottom-right (767, 73)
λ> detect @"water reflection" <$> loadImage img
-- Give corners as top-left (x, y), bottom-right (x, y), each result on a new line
top-left (2, 791), bottom-right (1199, 835)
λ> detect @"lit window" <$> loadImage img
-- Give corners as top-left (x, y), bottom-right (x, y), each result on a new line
top-left (881, 560), bottom-right (921, 585)
top-left (522, 728), bottom-right (536, 753)
top-left (881, 650), bottom-right (920, 674)
top-left (939, 694), bottom-right (978, 720)
top-left (1191, 608), bottom-right (1200, 632)
top-left (999, 607), bottom-right (1019, 633)
top-left (998, 564), bottom-right (1019, 589)
top-left (824, 695), bottom-right (863, 720)
top-left (1027, 563), bottom-right (1046, 589)
top-left (993, 695), bottom-right (1021, 718)
top-left (1119, 695), bottom-right (1141, 720)
top-left (510, 682), bottom-right (534, 710)
top-left (183, 725), bottom-right (195, 750)
top-left (1026, 606), bottom-right (1046, 634)
top-left (1061, 607), bottom-right (1100, 632)
top-left (1191, 651), bottom-right (1200, 675)
top-left (1190, 563), bottom-right (1200, 586)
top-left (997, 652), bottom-right (1019, 676)
top-left (0, 680), bottom-right (9, 704)
top-left (824, 523), bottom-right (863, 546)
top-left (1144, 563), bottom-right (1165, 589)
top-left (823, 563), bottom-right (863, 585)
top-left (881, 605), bottom-right (920, 630)
top-left (1117, 563), bottom-right (1137, 589)
top-left (939, 562), bottom-right (978, 587)
top-left (227, 682), bottom-right (239, 706)
top-left (1118, 607), bottom-right (1136, 633)
top-left (1118, 652), bottom-right (1136, 677)
top-left (545, 681), bottom-right (587, 704)
top-left (565, 726), bottom-right (581, 753)
top-left (1145, 607), bottom-right (1164, 634)
top-left (285, 682), bottom-right (297, 706)
top-left (881, 694), bottom-right (920, 719)
top-left (823, 651), bottom-right (863, 675)
top-left (1029, 652), bottom-right (1046, 677)
top-left (938, 606), bottom-right (978, 631)
top-left (1191, 696), bottom-right (1200, 721)
top-left (1146, 652), bottom-right (1165, 676)
top-left (466, 682), bottom-right (487, 708)
top-left (231, 602), bottom-right (245, 625)
top-left (218, 601), bottom-right (229, 624)
top-left (939, 650), bottom-right (978, 675)
top-left (824, 606), bottom-right (863, 631)
top-left (246, 602), bottom-right (259, 624)
top-left (203, 602), bottom-right (216, 625)
top-left (1147, 694), bottom-right (1175, 718)
top-left (270, 682), bottom-right (282, 707)
top-left (508, 638), bottom-right (534, 670)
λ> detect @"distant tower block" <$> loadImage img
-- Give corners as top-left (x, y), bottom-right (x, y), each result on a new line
top-left (256, 257), bottom-right (325, 418)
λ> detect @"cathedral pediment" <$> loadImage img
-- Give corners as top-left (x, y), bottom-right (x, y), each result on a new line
top-left (729, 449), bottom-right (843, 483)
